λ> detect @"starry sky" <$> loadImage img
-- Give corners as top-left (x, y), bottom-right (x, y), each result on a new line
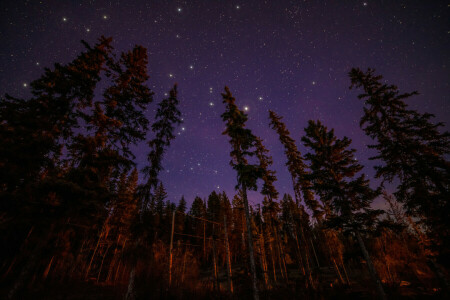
top-left (1, 0), bottom-right (449, 209)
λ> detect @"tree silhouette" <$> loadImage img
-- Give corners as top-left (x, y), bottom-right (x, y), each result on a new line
top-left (349, 68), bottom-right (450, 263)
top-left (269, 110), bottom-right (322, 221)
top-left (221, 86), bottom-right (262, 300)
top-left (302, 119), bottom-right (385, 299)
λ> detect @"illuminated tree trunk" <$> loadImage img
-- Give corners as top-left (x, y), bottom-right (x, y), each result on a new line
top-left (224, 215), bottom-right (234, 295)
top-left (355, 231), bottom-right (386, 300)
top-left (242, 185), bottom-right (259, 300)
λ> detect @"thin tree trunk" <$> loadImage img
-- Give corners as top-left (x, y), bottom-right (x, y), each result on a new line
top-left (224, 215), bottom-right (234, 295)
top-left (332, 258), bottom-right (345, 285)
top-left (355, 230), bottom-right (386, 300)
top-left (310, 238), bottom-right (320, 268)
top-left (269, 241), bottom-right (277, 283)
top-left (125, 268), bottom-right (136, 300)
top-left (242, 185), bottom-right (259, 300)
top-left (212, 225), bottom-right (219, 292)
top-left (8, 224), bottom-right (54, 300)
top-left (169, 211), bottom-right (176, 287)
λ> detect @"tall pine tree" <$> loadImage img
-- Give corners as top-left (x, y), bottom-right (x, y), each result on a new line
top-left (221, 87), bottom-right (262, 300)
top-left (302, 119), bottom-right (385, 299)
top-left (349, 68), bottom-right (450, 262)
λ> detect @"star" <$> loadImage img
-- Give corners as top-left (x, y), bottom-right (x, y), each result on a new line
top-left (181, 127), bottom-right (185, 131)
top-left (62, 17), bottom-right (67, 22)
top-left (189, 65), bottom-right (194, 69)
top-left (177, 7), bottom-right (182, 12)
top-left (236, 5), bottom-right (240, 9)
top-left (23, 83), bottom-right (27, 88)
top-left (103, 15), bottom-right (108, 20)
top-left (169, 73), bottom-right (173, 78)
top-left (36, 62), bottom-right (39, 66)
top-left (363, 2), bottom-right (368, 6)
top-left (312, 81), bottom-right (316, 85)
top-left (244, 106), bottom-right (249, 111)
top-left (86, 28), bottom-right (90, 32)
top-left (258, 96), bottom-right (263, 100)
top-left (209, 102), bottom-right (214, 106)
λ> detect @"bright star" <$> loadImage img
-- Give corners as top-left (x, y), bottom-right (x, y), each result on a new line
top-left (189, 65), bottom-right (194, 69)
top-left (312, 81), bottom-right (316, 85)
top-left (86, 28), bottom-right (90, 32)
top-left (244, 106), bottom-right (249, 111)
top-left (177, 7), bottom-right (182, 12)
top-left (181, 127), bottom-right (185, 131)
top-left (103, 15), bottom-right (108, 19)
top-left (36, 62), bottom-right (39, 66)
top-left (236, 5), bottom-right (240, 9)
top-left (258, 96), bottom-right (263, 100)
top-left (169, 74), bottom-right (173, 78)
top-left (23, 83), bottom-right (27, 88)
top-left (62, 17), bottom-right (67, 22)
top-left (209, 102), bottom-right (214, 106)
top-left (363, 2), bottom-right (368, 6)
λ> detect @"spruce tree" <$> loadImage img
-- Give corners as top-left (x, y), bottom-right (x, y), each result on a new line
top-left (269, 110), bottom-right (322, 221)
top-left (221, 86), bottom-right (261, 300)
top-left (140, 84), bottom-right (182, 214)
top-left (349, 68), bottom-right (450, 261)
top-left (127, 85), bottom-right (181, 300)
top-left (302, 119), bottom-right (385, 299)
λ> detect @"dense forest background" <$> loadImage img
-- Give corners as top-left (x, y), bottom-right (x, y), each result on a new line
top-left (0, 37), bottom-right (449, 299)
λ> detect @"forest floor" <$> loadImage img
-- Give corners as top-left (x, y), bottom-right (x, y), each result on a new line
top-left (1, 265), bottom-right (444, 299)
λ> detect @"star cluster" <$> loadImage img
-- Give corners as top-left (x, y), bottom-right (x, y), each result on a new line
top-left (1, 0), bottom-right (448, 207)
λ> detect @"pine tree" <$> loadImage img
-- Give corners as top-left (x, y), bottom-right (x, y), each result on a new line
top-left (302, 119), bottom-right (386, 299)
top-left (349, 68), bottom-right (450, 261)
top-left (269, 110), bottom-right (322, 221)
top-left (221, 86), bottom-right (262, 300)
top-left (140, 85), bottom-right (182, 213)
top-left (127, 85), bottom-right (181, 300)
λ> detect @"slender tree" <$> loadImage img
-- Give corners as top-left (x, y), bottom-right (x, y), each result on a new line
top-left (269, 111), bottom-right (322, 221)
top-left (221, 86), bottom-right (262, 300)
top-left (126, 85), bottom-right (182, 300)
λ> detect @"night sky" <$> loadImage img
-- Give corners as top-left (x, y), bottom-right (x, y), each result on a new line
top-left (1, 1), bottom-right (449, 209)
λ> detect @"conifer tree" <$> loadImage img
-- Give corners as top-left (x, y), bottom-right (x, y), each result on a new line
top-left (221, 87), bottom-right (262, 300)
top-left (349, 68), bottom-right (450, 261)
top-left (127, 85), bottom-right (181, 300)
top-left (139, 85), bottom-right (182, 209)
top-left (269, 111), bottom-right (322, 221)
top-left (302, 119), bottom-right (385, 299)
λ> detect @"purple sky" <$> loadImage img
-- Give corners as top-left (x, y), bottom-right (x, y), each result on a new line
top-left (1, 0), bottom-right (449, 209)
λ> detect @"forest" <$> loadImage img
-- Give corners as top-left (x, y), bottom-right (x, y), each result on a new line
top-left (0, 37), bottom-right (449, 299)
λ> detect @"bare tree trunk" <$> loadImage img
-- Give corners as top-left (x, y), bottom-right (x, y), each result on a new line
top-left (242, 185), bottom-right (259, 300)
top-left (269, 240), bottom-right (277, 283)
top-left (125, 268), bottom-right (136, 300)
top-left (224, 215), bottom-right (234, 295)
top-left (8, 224), bottom-right (54, 300)
top-left (212, 225), bottom-right (219, 292)
top-left (355, 231), bottom-right (386, 300)
top-left (169, 211), bottom-right (176, 287)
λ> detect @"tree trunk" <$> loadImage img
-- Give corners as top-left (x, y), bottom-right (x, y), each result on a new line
top-left (355, 231), bottom-right (386, 300)
top-left (224, 215), bottom-right (234, 295)
top-left (125, 268), bottom-right (136, 300)
top-left (242, 185), bottom-right (260, 300)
